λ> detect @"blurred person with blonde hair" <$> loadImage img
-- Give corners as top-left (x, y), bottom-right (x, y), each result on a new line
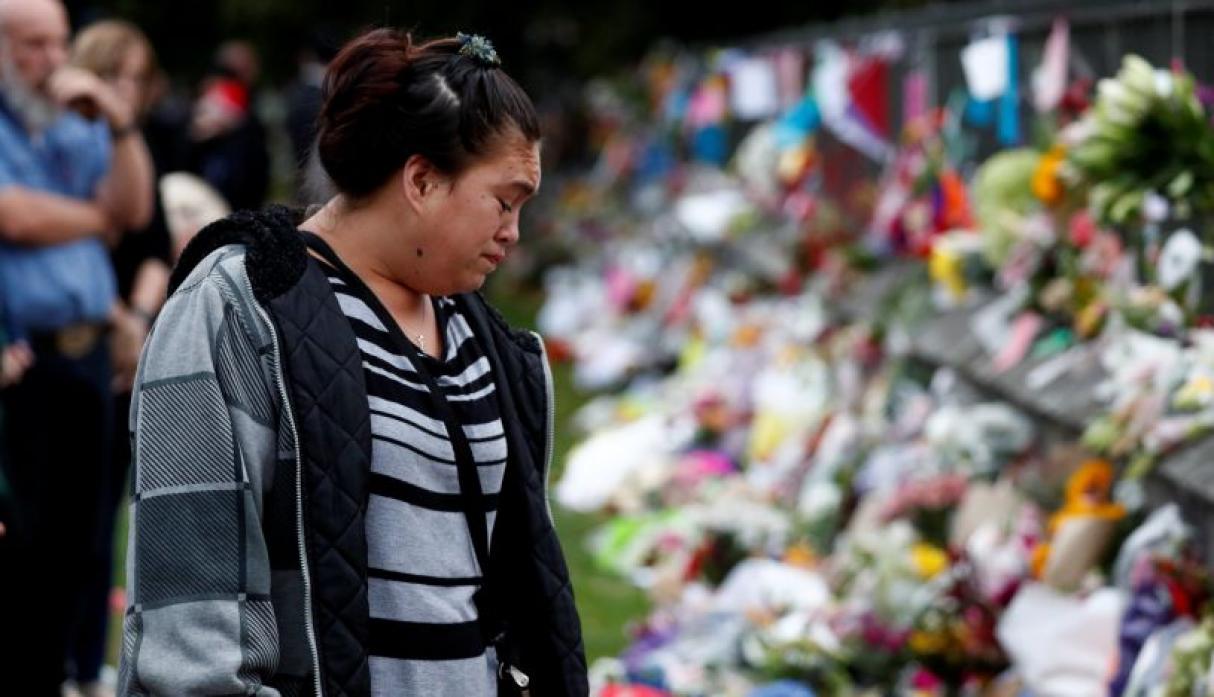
top-left (58, 18), bottom-right (175, 697)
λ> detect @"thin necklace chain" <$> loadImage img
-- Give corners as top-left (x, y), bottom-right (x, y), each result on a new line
top-left (410, 298), bottom-right (429, 352)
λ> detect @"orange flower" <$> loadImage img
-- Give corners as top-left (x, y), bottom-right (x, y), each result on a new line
top-left (1032, 145), bottom-right (1067, 206)
top-left (938, 169), bottom-right (973, 230)
top-left (1065, 459), bottom-right (1114, 504)
top-left (1048, 459), bottom-right (1126, 533)
top-left (783, 543), bottom-right (817, 568)
top-left (1033, 459), bottom-right (1126, 579)
top-left (1030, 543), bottom-right (1051, 579)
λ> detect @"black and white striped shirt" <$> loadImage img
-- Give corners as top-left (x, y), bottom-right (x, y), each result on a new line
top-left (324, 268), bottom-right (505, 696)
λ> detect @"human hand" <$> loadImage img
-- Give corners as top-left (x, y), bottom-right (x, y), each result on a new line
top-left (110, 305), bottom-right (149, 393)
top-left (48, 66), bottom-right (135, 132)
top-left (1, 341), bottom-right (34, 388)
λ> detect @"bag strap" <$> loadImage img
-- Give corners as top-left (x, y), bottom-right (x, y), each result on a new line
top-left (299, 231), bottom-right (491, 573)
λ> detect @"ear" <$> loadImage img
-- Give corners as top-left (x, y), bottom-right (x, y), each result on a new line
top-left (400, 154), bottom-right (443, 214)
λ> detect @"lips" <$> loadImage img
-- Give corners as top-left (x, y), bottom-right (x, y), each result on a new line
top-left (483, 252), bottom-right (505, 266)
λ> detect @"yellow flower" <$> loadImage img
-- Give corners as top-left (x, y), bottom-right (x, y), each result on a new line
top-left (1174, 373), bottom-right (1214, 410)
top-left (748, 411), bottom-right (789, 463)
top-left (909, 629), bottom-right (948, 655)
top-left (1075, 300), bottom-right (1108, 339)
top-left (911, 543), bottom-right (949, 579)
top-left (929, 246), bottom-right (967, 299)
top-left (784, 543), bottom-right (817, 568)
top-left (778, 143), bottom-right (816, 184)
top-left (616, 399), bottom-right (649, 422)
top-left (678, 334), bottom-right (707, 374)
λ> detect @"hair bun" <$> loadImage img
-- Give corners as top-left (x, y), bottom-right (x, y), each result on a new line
top-left (316, 28), bottom-right (537, 199)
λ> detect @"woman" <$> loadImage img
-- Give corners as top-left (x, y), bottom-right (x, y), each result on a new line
top-left (69, 22), bottom-right (172, 697)
top-left (119, 29), bottom-right (587, 697)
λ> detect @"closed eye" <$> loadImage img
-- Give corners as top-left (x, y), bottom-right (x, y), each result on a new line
top-left (498, 198), bottom-right (514, 214)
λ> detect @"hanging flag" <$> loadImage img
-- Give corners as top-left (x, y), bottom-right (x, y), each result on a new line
top-left (847, 54), bottom-right (891, 138)
top-left (729, 56), bottom-right (781, 121)
top-left (961, 34), bottom-right (1009, 101)
top-left (813, 41), bottom-right (892, 162)
top-left (691, 124), bottom-right (729, 165)
top-left (773, 48), bottom-right (806, 110)
top-left (687, 75), bottom-right (729, 129)
top-left (812, 42), bottom-right (850, 124)
top-left (1033, 18), bottom-right (1070, 113)
top-left (903, 70), bottom-right (928, 126)
top-left (966, 97), bottom-right (995, 127)
top-left (774, 94), bottom-right (821, 149)
top-left (998, 33), bottom-right (1021, 145)
top-left (663, 85), bottom-right (691, 126)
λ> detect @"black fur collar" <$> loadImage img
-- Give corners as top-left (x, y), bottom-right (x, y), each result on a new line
top-left (168, 205), bottom-right (309, 303)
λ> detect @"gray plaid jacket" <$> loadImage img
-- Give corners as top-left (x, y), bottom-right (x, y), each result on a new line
top-left (119, 244), bottom-right (309, 695)
top-left (118, 208), bottom-right (588, 696)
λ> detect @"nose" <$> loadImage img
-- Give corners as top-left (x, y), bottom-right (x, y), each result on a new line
top-left (46, 42), bottom-right (68, 71)
top-left (496, 218), bottom-right (520, 247)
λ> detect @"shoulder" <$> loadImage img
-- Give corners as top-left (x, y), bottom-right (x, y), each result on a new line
top-left (170, 243), bottom-right (248, 295)
top-left (169, 205), bottom-right (309, 303)
top-left (158, 244), bottom-right (268, 344)
top-left (139, 246), bottom-right (251, 383)
top-left (458, 291), bottom-right (544, 357)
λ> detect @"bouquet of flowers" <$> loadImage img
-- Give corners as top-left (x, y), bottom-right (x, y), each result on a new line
top-left (1066, 55), bottom-right (1214, 227)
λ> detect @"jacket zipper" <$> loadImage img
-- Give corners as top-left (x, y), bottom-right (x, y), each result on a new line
top-left (532, 331), bottom-right (557, 526)
top-left (249, 278), bottom-right (324, 697)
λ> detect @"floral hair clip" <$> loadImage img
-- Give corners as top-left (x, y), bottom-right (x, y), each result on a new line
top-left (457, 33), bottom-right (501, 68)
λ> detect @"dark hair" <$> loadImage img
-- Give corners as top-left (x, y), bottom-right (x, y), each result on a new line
top-left (316, 28), bottom-right (540, 199)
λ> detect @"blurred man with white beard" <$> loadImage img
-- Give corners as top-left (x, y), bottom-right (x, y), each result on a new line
top-left (0, 0), bottom-right (152, 692)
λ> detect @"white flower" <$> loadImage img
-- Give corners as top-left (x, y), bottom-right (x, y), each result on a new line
top-left (1158, 228), bottom-right (1202, 290)
top-left (1143, 192), bottom-right (1171, 223)
top-left (1153, 69), bottom-right (1174, 99)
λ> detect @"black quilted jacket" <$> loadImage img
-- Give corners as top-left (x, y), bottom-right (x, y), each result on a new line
top-left (162, 206), bottom-right (588, 697)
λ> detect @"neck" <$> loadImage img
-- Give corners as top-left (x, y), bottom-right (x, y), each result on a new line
top-left (301, 195), bottom-right (428, 317)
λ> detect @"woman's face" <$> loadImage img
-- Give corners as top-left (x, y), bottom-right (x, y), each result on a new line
top-left (106, 44), bottom-right (150, 112)
top-left (408, 132), bottom-right (541, 295)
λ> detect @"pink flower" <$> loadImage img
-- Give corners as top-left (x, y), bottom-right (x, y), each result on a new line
top-left (672, 450), bottom-right (736, 490)
top-left (1069, 210), bottom-right (1098, 248)
top-left (601, 685), bottom-right (673, 697)
top-left (910, 667), bottom-right (944, 689)
top-left (880, 473), bottom-right (970, 521)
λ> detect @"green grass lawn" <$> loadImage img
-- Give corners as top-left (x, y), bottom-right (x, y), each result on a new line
top-left (108, 284), bottom-right (648, 667)
top-left (490, 285), bottom-right (650, 662)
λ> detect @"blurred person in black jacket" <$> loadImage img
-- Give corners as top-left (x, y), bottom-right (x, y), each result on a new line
top-left (186, 40), bottom-right (268, 212)
top-left (284, 29), bottom-right (339, 202)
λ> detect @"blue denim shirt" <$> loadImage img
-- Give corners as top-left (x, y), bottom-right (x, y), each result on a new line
top-left (0, 97), bottom-right (115, 338)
